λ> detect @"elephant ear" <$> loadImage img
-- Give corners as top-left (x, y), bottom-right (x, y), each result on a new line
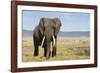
top-left (39, 18), bottom-right (45, 35)
top-left (54, 18), bottom-right (61, 35)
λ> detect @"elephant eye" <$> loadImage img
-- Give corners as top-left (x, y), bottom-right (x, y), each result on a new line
top-left (52, 26), bottom-right (56, 29)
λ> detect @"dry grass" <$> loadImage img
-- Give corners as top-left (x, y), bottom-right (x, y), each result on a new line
top-left (22, 37), bottom-right (90, 62)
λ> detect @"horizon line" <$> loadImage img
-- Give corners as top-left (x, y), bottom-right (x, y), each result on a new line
top-left (23, 29), bottom-right (90, 32)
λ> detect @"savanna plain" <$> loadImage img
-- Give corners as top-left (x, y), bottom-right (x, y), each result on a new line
top-left (22, 36), bottom-right (90, 62)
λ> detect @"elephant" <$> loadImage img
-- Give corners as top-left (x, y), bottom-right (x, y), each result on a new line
top-left (33, 17), bottom-right (61, 59)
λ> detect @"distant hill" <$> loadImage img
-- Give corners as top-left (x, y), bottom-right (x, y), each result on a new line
top-left (23, 30), bottom-right (33, 37)
top-left (23, 30), bottom-right (90, 37)
top-left (58, 31), bottom-right (90, 37)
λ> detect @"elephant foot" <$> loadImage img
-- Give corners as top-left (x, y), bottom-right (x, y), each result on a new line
top-left (46, 55), bottom-right (50, 60)
top-left (34, 55), bottom-right (38, 56)
top-left (52, 54), bottom-right (56, 57)
top-left (52, 52), bottom-right (55, 57)
top-left (34, 50), bottom-right (39, 56)
top-left (52, 55), bottom-right (54, 57)
top-left (52, 53), bottom-right (56, 57)
top-left (33, 53), bottom-right (38, 56)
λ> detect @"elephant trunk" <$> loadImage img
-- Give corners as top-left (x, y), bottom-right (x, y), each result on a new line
top-left (40, 36), bottom-right (45, 47)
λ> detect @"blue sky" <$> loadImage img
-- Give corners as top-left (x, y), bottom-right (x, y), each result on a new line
top-left (22, 10), bottom-right (90, 32)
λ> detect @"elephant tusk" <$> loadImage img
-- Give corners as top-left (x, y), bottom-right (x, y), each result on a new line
top-left (53, 35), bottom-right (55, 46)
top-left (41, 36), bottom-right (45, 47)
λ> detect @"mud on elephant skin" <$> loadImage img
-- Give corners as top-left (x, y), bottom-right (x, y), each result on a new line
top-left (33, 17), bottom-right (61, 59)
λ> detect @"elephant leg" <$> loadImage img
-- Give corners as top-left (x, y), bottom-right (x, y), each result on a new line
top-left (52, 42), bottom-right (55, 57)
top-left (34, 41), bottom-right (39, 56)
top-left (54, 39), bottom-right (57, 56)
top-left (44, 47), bottom-right (47, 57)
top-left (49, 42), bottom-right (52, 57)
top-left (54, 46), bottom-right (56, 56)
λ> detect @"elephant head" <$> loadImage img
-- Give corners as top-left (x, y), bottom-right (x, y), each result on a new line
top-left (39, 17), bottom-right (61, 47)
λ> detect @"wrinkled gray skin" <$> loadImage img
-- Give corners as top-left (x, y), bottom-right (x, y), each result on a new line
top-left (33, 17), bottom-right (61, 59)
